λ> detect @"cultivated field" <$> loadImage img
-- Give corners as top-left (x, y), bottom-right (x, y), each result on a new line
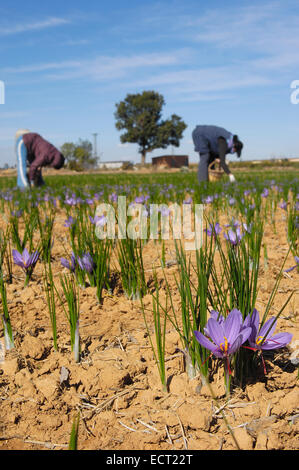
top-left (0, 168), bottom-right (298, 451)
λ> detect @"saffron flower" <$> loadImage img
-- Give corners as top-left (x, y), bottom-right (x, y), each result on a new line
top-left (205, 223), bottom-right (222, 238)
top-left (194, 309), bottom-right (251, 359)
top-left (64, 216), bottom-right (76, 228)
top-left (77, 253), bottom-right (95, 274)
top-left (134, 195), bottom-right (146, 204)
top-left (11, 209), bottom-right (23, 218)
top-left (109, 192), bottom-right (118, 203)
top-left (13, 248), bottom-right (39, 271)
top-left (243, 309), bottom-right (292, 374)
top-left (64, 194), bottom-right (77, 206)
top-left (89, 215), bottom-right (107, 226)
top-left (12, 248), bottom-right (40, 285)
top-left (203, 195), bottom-right (214, 204)
top-left (243, 222), bottom-right (252, 234)
top-left (261, 188), bottom-right (269, 198)
top-left (278, 201), bottom-right (288, 211)
top-left (224, 217), bottom-right (240, 229)
top-left (61, 252), bottom-right (76, 272)
top-left (224, 228), bottom-right (244, 245)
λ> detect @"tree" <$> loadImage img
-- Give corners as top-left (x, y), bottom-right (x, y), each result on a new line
top-left (61, 139), bottom-right (98, 171)
top-left (115, 90), bottom-right (187, 165)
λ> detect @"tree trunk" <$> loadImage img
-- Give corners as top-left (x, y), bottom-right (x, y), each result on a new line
top-left (141, 150), bottom-right (146, 166)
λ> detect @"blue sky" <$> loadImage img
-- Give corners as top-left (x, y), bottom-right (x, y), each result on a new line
top-left (0, 0), bottom-right (299, 166)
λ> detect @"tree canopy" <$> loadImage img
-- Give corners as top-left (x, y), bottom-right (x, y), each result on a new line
top-left (115, 90), bottom-right (187, 165)
top-left (60, 139), bottom-right (98, 171)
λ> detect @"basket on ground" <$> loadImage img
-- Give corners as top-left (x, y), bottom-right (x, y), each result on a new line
top-left (208, 159), bottom-right (224, 182)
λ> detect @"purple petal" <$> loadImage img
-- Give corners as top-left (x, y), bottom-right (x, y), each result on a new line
top-left (61, 258), bottom-right (70, 269)
top-left (77, 256), bottom-right (84, 271)
top-left (206, 318), bottom-right (224, 346)
top-left (194, 331), bottom-right (223, 358)
top-left (248, 309), bottom-right (260, 342)
top-left (285, 265), bottom-right (297, 273)
top-left (22, 248), bottom-right (30, 267)
top-left (239, 326), bottom-right (252, 345)
top-left (260, 332), bottom-right (293, 350)
top-left (259, 317), bottom-right (277, 340)
top-left (228, 335), bottom-right (243, 355)
top-left (12, 249), bottom-right (24, 267)
top-left (29, 251), bottom-right (40, 266)
top-left (223, 309), bottom-right (242, 344)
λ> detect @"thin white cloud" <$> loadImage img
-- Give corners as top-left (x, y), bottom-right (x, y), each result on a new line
top-left (129, 66), bottom-right (272, 94)
top-left (0, 17), bottom-right (70, 36)
top-left (2, 51), bottom-right (185, 82)
top-left (3, 61), bottom-right (82, 74)
top-left (188, 1), bottom-right (299, 59)
top-left (0, 111), bottom-right (30, 119)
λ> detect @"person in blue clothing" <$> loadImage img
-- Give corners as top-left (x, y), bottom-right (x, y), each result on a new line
top-left (192, 125), bottom-right (243, 183)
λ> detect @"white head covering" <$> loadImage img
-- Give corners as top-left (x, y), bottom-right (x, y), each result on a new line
top-left (15, 129), bottom-right (30, 141)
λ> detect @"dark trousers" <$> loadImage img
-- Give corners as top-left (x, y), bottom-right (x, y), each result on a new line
top-left (197, 152), bottom-right (231, 183)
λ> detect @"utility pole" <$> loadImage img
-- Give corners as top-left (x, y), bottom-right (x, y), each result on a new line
top-left (92, 133), bottom-right (99, 163)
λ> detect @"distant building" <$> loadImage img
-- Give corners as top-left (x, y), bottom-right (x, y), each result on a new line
top-left (152, 155), bottom-right (189, 169)
top-left (98, 161), bottom-right (132, 170)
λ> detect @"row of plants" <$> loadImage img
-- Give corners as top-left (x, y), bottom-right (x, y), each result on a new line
top-left (0, 172), bottom-right (297, 392)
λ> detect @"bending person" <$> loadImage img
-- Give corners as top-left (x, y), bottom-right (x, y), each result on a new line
top-left (192, 125), bottom-right (243, 183)
top-left (16, 129), bottom-right (65, 188)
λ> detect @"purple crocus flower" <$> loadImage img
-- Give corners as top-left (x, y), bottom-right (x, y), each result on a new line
top-left (203, 196), bottom-right (214, 204)
top-left (194, 309), bottom-right (252, 359)
top-left (284, 256), bottom-right (299, 273)
top-left (244, 309), bottom-right (292, 351)
top-left (109, 192), bottom-right (118, 203)
top-left (85, 198), bottom-right (94, 205)
top-left (61, 252), bottom-right (76, 272)
top-left (11, 209), bottom-right (23, 218)
top-left (89, 215), bottom-right (107, 226)
top-left (243, 222), bottom-right (252, 234)
top-left (224, 228), bottom-right (244, 245)
top-left (261, 188), bottom-right (269, 198)
top-left (205, 223), bottom-right (222, 238)
top-left (12, 248), bottom-right (40, 284)
top-left (13, 248), bottom-right (39, 270)
top-left (77, 253), bottom-right (95, 273)
top-left (64, 195), bottom-right (77, 206)
top-left (64, 216), bottom-right (76, 228)
top-left (278, 201), bottom-right (288, 211)
top-left (134, 195), bottom-right (145, 204)
top-left (224, 218), bottom-right (240, 229)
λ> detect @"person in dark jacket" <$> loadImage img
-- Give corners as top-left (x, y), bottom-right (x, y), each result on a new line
top-left (192, 125), bottom-right (243, 183)
top-left (15, 129), bottom-right (65, 188)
